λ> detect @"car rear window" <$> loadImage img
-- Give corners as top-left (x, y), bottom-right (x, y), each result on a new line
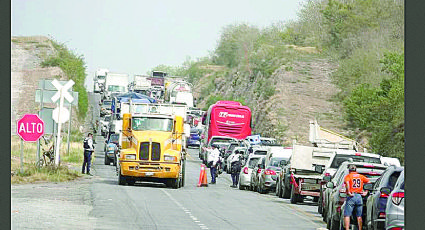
top-left (248, 158), bottom-right (260, 168)
top-left (330, 154), bottom-right (381, 168)
top-left (387, 172), bottom-right (401, 190)
top-left (357, 167), bottom-right (386, 179)
top-left (269, 157), bottom-right (288, 167)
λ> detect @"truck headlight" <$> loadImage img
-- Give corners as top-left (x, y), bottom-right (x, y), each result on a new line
top-left (125, 154), bottom-right (136, 160)
top-left (164, 155), bottom-right (177, 162)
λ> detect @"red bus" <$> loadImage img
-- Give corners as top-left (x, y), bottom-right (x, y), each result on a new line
top-left (203, 101), bottom-right (252, 143)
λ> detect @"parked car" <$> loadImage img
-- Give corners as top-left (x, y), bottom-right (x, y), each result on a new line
top-left (365, 165), bottom-right (404, 230)
top-left (250, 156), bottom-right (266, 192)
top-left (238, 155), bottom-right (262, 190)
top-left (385, 169), bottom-right (404, 230)
top-left (325, 161), bottom-right (387, 230)
top-left (257, 156), bottom-right (289, 194)
top-left (318, 150), bottom-right (382, 216)
top-left (99, 99), bottom-right (112, 117)
top-left (275, 158), bottom-right (290, 198)
top-left (187, 127), bottom-right (202, 148)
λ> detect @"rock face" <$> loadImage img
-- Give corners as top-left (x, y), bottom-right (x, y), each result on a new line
top-left (193, 58), bottom-right (350, 145)
top-left (11, 36), bottom-right (68, 134)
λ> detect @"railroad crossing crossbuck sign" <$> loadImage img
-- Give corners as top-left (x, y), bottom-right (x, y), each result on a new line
top-left (16, 114), bottom-right (45, 142)
top-left (51, 79), bottom-right (74, 123)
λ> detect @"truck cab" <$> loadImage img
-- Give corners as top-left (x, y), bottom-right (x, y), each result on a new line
top-left (118, 109), bottom-right (187, 189)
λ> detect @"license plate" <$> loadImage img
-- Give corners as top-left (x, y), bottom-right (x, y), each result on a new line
top-left (145, 172), bottom-right (154, 176)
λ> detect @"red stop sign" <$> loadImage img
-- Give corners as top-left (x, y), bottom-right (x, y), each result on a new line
top-left (16, 114), bottom-right (45, 142)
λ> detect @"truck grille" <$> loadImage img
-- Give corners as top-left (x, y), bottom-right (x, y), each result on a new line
top-left (140, 143), bottom-right (149, 160)
top-left (151, 142), bottom-right (161, 161)
top-left (216, 124), bottom-right (243, 135)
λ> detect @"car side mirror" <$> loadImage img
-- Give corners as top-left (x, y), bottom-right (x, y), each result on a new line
top-left (323, 175), bottom-right (331, 182)
top-left (380, 187), bottom-right (391, 195)
top-left (364, 183), bottom-right (373, 191)
top-left (326, 182), bottom-right (334, 189)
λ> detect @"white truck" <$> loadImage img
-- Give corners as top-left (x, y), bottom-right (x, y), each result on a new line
top-left (94, 68), bottom-right (109, 93)
top-left (103, 73), bottom-right (130, 100)
top-left (165, 81), bottom-right (193, 106)
top-left (132, 75), bottom-right (152, 96)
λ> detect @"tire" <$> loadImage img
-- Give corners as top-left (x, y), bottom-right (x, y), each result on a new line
top-left (113, 155), bottom-right (117, 166)
top-left (172, 178), bottom-right (179, 189)
top-left (313, 196), bottom-right (319, 203)
top-left (118, 170), bottom-right (126, 185)
top-left (282, 183), bottom-right (291, 199)
top-left (318, 192), bottom-right (323, 214)
top-left (181, 160), bottom-right (186, 188)
top-left (104, 154), bottom-right (110, 165)
top-left (238, 177), bottom-right (244, 190)
top-left (127, 178), bottom-right (135, 186)
top-left (290, 185), bottom-right (298, 204)
top-left (275, 180), bottom-right (281, 197)
top-left (329, 215), bottom-right (340, 230)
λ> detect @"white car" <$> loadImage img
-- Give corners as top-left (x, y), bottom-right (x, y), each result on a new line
top-left (238, 155), bottom-right (263, 190)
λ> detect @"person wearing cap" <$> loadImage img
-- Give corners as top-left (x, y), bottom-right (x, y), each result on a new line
top-left (207, 145), bottom-right (220, 184)
top-left (343, 164), bottom-right (370, 230)
top-left (82, 133), bottom-right (95, 176)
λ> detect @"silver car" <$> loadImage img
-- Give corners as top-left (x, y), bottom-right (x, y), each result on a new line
top-left (238, 155), bottom-right (262, 190)
top-left (385, 169), bottom-right (404, 230)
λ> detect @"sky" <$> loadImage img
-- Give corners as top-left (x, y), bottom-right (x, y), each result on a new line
top-left (12, 0), bottom-right (303, 90)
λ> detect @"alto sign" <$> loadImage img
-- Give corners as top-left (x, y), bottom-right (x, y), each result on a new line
top-left (16, 114), bottom-right (45, 142)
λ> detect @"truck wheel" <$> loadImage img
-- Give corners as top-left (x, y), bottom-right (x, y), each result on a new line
top-left (181, 161), bottom-right (186, 187)
top-left (275, 181), bottom-right (281, 197)
top-left (118, 170), bottom-right (126, 185)
top-left (127, 178), bottom-right (135, 186)
top-left (113, 155), bottom-right (117, 166)
top-left (290, 185), bottom-right (298, 204)
top-left (172, 178), bottom-right (180, 189)
top-left (313, 196), bottom-right (319, 203)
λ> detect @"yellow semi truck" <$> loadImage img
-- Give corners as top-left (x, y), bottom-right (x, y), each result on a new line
top-left (117, 104), bottom-right (187, 188)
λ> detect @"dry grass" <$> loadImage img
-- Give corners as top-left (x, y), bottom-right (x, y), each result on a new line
top-left (11, 135), bottom-right (84, 184)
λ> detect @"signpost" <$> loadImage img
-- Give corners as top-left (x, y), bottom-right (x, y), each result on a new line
top-left (51, 79), bottom-right (75, 166)
top-left (16, 114), bottom-right (45, 173)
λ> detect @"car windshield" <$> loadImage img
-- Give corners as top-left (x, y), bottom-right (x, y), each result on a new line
top-left (103, 100), bottom-right (112, 106)
top-left (110, 135), bottom-right (119, 143)
top-left (269, 157), bottom-right (288, 167)
top-left (330, 154), bottom-right (381, 168)
top-left (132, 117), bottom-right (173, 131)
top-left (108, 85), bottom-right (126, 92)
top-left (248, 157), bottom-right (260, 168)
top-left (190, 128), bottom-right (201, 134)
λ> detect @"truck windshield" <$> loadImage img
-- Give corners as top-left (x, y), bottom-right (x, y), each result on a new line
top-left (330, 154), bottom-right (381, 168)
top-left (108, 85), bottom-right (126, 92)
top-left (132, 117), bottom-right (173, 132)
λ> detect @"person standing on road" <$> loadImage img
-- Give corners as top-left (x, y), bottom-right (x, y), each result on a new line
top-left (230, 151), bottom-right (242, 188)
top-left (343, 164), bottom-right (370, 230)
top-left (207, 145), bottom-right (220, 184)
top-left (82, 133), bottom-right (95, 176)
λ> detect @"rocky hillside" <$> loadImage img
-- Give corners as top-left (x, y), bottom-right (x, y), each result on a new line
top-left (11, 36), bottom-right (72, 134)
top-left (193, 56), bottom-right (349, 146)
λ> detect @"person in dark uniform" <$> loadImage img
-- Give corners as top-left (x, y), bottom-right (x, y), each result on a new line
top-left (82, 133), bottom-right (95, 176)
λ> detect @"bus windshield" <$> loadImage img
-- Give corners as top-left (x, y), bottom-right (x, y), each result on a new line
top-left (132, 117), bottom-right (173, 132)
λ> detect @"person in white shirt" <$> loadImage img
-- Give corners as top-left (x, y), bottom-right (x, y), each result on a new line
top-left (230, 151), bottom-right (243, 187)
top-left (82, 133), bottom-right (95, 176)
top-left (207, 145), bottom-right (220, 184)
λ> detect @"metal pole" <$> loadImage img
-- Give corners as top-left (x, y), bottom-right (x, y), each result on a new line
top-left (54, 88), bottom-right (64, 167)
top-left (20, 139), bottom-right (24, 174)
top-left (67, 104), bottom-right (72, 155)
top-left (36, 79), bottom-right (45, 167)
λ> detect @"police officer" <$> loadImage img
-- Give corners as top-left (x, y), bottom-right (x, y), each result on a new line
top-left (82, 133), bottom-right (95, 176)
top-left (343, 164), bottom-right (370, 230)
top-left (207, 145), bottom-right (220, 184)
top-left (230, 151), bottom-right (242, 188)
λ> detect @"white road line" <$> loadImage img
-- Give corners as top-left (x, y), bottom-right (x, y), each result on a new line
top-left (161, 188), bottom-right (209, 229)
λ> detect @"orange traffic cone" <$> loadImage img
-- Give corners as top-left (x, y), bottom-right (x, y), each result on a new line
top-left (197, 164), bottom-right (208, 187)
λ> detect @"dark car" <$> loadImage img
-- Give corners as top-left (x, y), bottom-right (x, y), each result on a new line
top-left (365, 165), bottom-right (404, 230)
top-left (257, 157), bottom-right (288, 194)
top-left (104, 133), bottom-right (120, 166)
top-left (325, 162), bottom-right (387, 230)
top-left (187, 128), bottom-right (202, 148)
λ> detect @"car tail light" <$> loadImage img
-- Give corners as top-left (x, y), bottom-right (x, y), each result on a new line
top-left (257, 169), bottom-right (262, 174)
top-left (243, 167), bottom-right (249, 174)
top-left (324, 172), bottom-right (331, 177)
top-left (380, 193), bottom-right (389, 198)
top-left (265, 169), bottom-right (276, 175)
top-left (391, 192), bottom-right (404, 205)
top-left (355, 152), bottom-right (362, 156)
top-left (389, 228), bottom-right (403, 230)
top-left (378, 212), bottom-right (386, 218)
top-left (363, 164), bottom-right (375, 168)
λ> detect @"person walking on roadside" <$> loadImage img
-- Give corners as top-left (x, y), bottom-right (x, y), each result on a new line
top-left (82, 133), bottom-right (95, 176)
top-left (230, 151), bottom-right (242, 188)
top-left (207, 145), bottom-right (220, 184)
top-left (343, 164), bottom-right (370, 230)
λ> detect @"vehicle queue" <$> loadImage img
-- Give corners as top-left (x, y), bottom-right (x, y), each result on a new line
top-left (95, 69), bottom-right (404, 230)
